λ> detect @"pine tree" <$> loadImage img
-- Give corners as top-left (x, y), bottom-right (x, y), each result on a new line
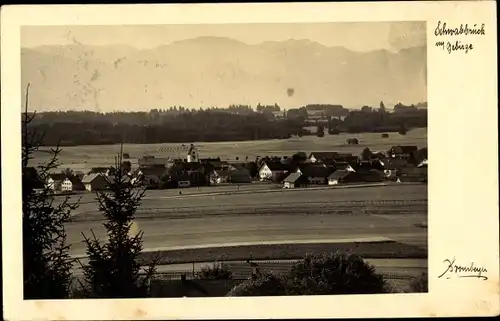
top-left (22, 83), bottom-right (78, 299)
top-left (80, 145), bottom-right (158, 298)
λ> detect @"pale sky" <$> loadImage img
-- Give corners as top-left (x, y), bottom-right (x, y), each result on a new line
top-left (22, 22), bottom-right (426, 52)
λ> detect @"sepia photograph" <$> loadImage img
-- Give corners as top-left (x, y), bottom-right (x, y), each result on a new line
top-left (20, 21), bottom-right (428, 299)
top-left (2, 2), bottom-right (498, 320)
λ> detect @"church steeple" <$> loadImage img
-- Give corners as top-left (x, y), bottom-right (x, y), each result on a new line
top-left (186, 144), bottom-right (198, 163)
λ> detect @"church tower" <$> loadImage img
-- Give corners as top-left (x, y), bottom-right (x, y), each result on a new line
top-left (186, 144), bottom-right (199, 163)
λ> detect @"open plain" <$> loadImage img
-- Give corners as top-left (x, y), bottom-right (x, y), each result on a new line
top-left (66, 184), bottom-right (428, 259)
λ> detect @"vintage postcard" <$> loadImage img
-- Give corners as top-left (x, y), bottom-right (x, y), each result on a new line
top-left (1, 1), bottom-right (498, 320)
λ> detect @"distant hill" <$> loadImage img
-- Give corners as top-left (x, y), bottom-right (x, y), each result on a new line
top-left (21, 36), bottom-right (427, 112)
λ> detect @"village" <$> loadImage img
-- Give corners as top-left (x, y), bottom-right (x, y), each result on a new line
top-left (41, 143), bottom-right (428, 194)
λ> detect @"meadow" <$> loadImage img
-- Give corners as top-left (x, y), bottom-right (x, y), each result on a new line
top-left (33, 127), bottom-right (427, 172)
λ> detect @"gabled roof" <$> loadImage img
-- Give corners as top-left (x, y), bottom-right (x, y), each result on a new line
top-left (138, 156), bottom-right (168, 167)
top-left (298, 164), bottom-right (332, 178)
top-left (170, 162), bottom-right (204, 173)
top-left (228, 163), bottom-right (246, 171)
top-left (334, 161), bottom-right (352, 171)
top-left (328, 170), bottom-right (352, 180)
top-left (90, 167), bottom-right (110, 173)
top-left (380, 158), bottom-right (409, 170)
top-left (215, 170), bottom-right (231, 177)
top-left (283, 172), bottom-right (304, 183)
top-left (200, 158), bottom-right (221, 163)
top-left (390, 145), bottom-right (418, 154)
top-left (261, 161), bottom-right (288, 171)
top-left (68, 175), bottom-right (84, 185)
top-left (399, 166), bottom-right (428, 176)
top-left (358, 169), bottom-right (384, 182)
top-left (49, 173), bottom-right (67, 181)
top-left (357, 161), bottom-right (373, 171)
top-left (140, 166), bottom-right (167, 177)
top-left (333, 155), bottom-right (359, 163)
top-left (309, 152), bottom-right (339, 160)
top-left (417, 159), bottom-right (428, 168)
top-left (82, 173), bottom-right (102, 183)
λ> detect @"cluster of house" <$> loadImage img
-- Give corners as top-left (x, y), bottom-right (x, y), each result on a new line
top-left (38, 144), bottom-right (255, 193)
top-left (259, 145), bottom-right (427, 188)
top-left (34, 144), bottom-right (427, 193)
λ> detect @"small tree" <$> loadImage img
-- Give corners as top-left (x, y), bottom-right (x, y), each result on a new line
top-left (80, 145), bottom-right (158, 298)
top-left (22, 83), bottom-right (78, 299)
top-left (226, 272), bottom-right (287, 297)
top-left (289, 251), bottom-right (389, 295)
top-left (196, 262), bottom-right (233, 280)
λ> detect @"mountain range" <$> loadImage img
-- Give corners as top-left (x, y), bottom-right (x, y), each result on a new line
top-left (21, 36), bottom-right (427, 112)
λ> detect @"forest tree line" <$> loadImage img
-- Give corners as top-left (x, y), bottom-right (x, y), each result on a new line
top-left (26, 102), bottom-right (427, 146)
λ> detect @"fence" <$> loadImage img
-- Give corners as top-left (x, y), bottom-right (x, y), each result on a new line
top-left (149, 261), bottom-right (420, 282)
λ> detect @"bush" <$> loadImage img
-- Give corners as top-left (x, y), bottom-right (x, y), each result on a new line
top-left (226, 272), bottom-right (287, 297)
top-left (408, 272), bottom-right (428, 292)
top-left (196, 263), bottom-right (233, 280)
top-left (289, 251), bottom-right (389, 295)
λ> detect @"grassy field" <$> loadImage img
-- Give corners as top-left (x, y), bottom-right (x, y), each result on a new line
top-left (66, 183), bottom-right (427, 217)
top-left (33, 127), bottom-right (427, 171)
top-left (138, 241), bottom-right (427, 265)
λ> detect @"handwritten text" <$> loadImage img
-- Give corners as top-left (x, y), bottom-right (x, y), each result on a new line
top-left (434, 21), bottom-right (485, 54)
top-left (438, 258), bottom-right (488, 280)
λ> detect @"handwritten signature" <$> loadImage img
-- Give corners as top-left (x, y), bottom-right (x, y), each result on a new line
top-left (438, 258), bottom-right (488, 280)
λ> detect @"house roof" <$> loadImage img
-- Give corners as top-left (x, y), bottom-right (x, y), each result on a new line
top-left (309, 152), bottom-right (339, 160)
top-left (262, 161), bottom-right (288, 171)
top-left (358, 169), bottom-right (384, 182)
top-left (215, 170), bottom-right (231, 177)
top-left (298, 164), bottom-right (332, 178)
top-left (82, 173), bottom-right (102, 183)
top-left (49, 173), bottom-right (67, 181)
top-left (170, 162), bottom-right (204, 173)
top-left (399, 167), bottom-right (428, 176)
top-left (106, 175), bottom-right (132, 184)
top-left (140, 166), bottom-right (167, 177)
top-left (90, 167), bottom-right (110, 173)
top-left (380, 158), bottom-right (408, 170)
top-left (68, 176), bottom-right (84, 185)
top-left (357, 161), bottom-right (373, 171)
top-left (334, 162), bottom-right (352, 171)
top-left (333, 155), bottom-right (359, 163)
top-left (391, 145), bottom-right (418, 154)
top-left (328, 170), bottom-right (352, 180)
top-left (283, 172), bottom-right (304, 183)
top-left (138, 156), bottom-right (168, 166)
top-left (200, 158), bottom-right (221, 163)
top-left (228, 163), bottom-right (246, 171)
top-left (417, 159), bottom-right (428, 167)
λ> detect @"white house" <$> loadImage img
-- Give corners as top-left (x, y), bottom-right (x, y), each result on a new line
top-left (258, 161), bottom-right (288, 181)
top-left (61, 178), bottom-right (73, 192)
top-left (45, 173), bottom-right (66, 191)
top-left (82, 173), bottom-right (108, 192)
